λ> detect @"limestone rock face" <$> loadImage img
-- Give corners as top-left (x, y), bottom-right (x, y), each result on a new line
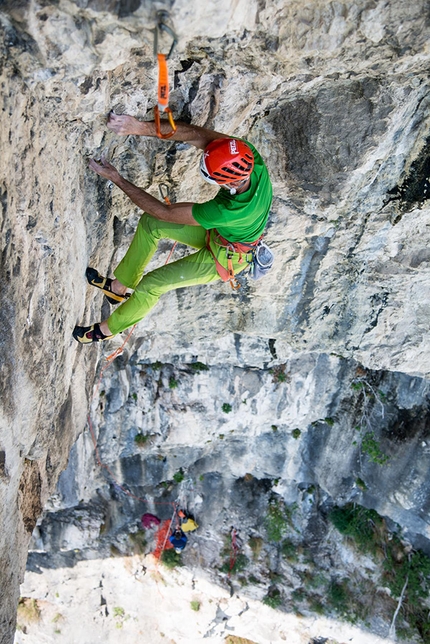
top-left (1, 1), bottom-right (430, 642)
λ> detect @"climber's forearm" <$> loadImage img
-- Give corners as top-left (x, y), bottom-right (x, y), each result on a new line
top-left (107, 113), bottom-right (226, 150)
top-left (139, 121), bottom-right (226, 150)
top-left (115, 175), bottom-right (198, 225)
top-left (89, 158), bottom-right (198, 224)
top-left (115, 175), bottom-right (162, 214)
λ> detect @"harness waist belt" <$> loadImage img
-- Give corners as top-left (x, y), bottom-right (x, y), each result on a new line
top-left (205, 229), bottom-right (263, 285)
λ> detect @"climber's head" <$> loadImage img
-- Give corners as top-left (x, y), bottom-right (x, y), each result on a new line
top-left (200, 138), bottom-right (254, 193)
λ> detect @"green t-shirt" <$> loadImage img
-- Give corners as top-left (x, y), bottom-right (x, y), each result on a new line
top-left (192, 140), bottom-right (272, 243)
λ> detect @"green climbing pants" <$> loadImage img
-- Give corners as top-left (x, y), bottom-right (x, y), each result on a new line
top-left (106, 214), bottom-right (248, 335)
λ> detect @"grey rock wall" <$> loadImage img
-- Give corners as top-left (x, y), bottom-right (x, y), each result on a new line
top-left (32, 354), bottom-right (430, 554)
top-left (0, 0), bottom-right (429, 642)
top-left (26, 355), bottom-right (430, 641)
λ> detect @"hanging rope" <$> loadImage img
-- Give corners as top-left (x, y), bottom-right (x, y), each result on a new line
top-left (85, 185), bottom-right (177, 504)
top-left (85, 8), bottom-right (182, 539)
top-left (105, 323), bottom-right (137, 364)
top-left (228, 527), bottom-right (240, 576)
top-left (153, 513), bottom-right (176, 559)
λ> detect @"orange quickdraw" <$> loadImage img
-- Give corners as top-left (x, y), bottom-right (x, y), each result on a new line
top-left (153, 11), bottom-right (177, 139)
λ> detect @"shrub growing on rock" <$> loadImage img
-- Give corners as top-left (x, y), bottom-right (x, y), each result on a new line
top-left (161, 549), bottom-right (183, 569)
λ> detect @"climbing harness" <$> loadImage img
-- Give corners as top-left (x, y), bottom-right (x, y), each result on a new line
top-left (206, 229), bottom-right (265, 290)
top-left (153, 11), bottom-right (177, 139)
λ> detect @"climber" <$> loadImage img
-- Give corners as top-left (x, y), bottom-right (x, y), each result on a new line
top-left (73, 113), bottom-right (273, 344)
top-left (168, 527), bottom-right (188, 554)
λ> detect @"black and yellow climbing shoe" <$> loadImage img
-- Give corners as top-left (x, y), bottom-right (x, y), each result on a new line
top-left (72, 323), bottom-right (114, 344)
top-left (86, 267), bottom-right (130, 305)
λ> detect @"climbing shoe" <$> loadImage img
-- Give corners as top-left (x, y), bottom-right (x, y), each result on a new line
top-left (72, 323), bottom-right (114, 344)
top-left (86, 267), bottom-right (130, 305)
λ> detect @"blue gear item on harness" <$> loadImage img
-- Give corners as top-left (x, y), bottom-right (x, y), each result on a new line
top-left (249, 240), bottom-right (274, 280)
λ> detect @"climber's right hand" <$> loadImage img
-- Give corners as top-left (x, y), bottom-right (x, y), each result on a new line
top-left (107, 113), bottom-right (145, 136)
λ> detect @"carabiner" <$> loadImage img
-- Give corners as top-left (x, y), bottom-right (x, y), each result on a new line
top-left (226, 244), bottom-right (235, 260)
top-left (154, 104), bottom-right (176, 139)
top-left (159, 182), bottom-right (171, 205)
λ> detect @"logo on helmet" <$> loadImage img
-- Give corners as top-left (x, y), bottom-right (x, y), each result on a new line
top-left (229, 139), bottom-right (238, 155)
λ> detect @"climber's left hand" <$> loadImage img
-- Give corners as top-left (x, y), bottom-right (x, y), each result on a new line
top-left (89, 157), bottom-right (120, 182)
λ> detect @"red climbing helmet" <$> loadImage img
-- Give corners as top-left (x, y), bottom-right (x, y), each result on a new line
top-left (200, 138), bottom-right (254, 185)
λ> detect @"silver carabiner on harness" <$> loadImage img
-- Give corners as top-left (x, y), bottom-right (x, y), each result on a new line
top-left (225, 244), bottom-right (236, 260)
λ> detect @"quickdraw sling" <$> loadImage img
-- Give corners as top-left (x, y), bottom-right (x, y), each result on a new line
top-left (153, 11), bottom-right (177, 139)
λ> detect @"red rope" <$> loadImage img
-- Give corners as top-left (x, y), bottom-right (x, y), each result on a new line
top-left (153, 514), bottom-right (176, 559)
top-left (104, 324), bottom-right (137, 363)
top-left (229, 528), bottom-right (240, 575)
